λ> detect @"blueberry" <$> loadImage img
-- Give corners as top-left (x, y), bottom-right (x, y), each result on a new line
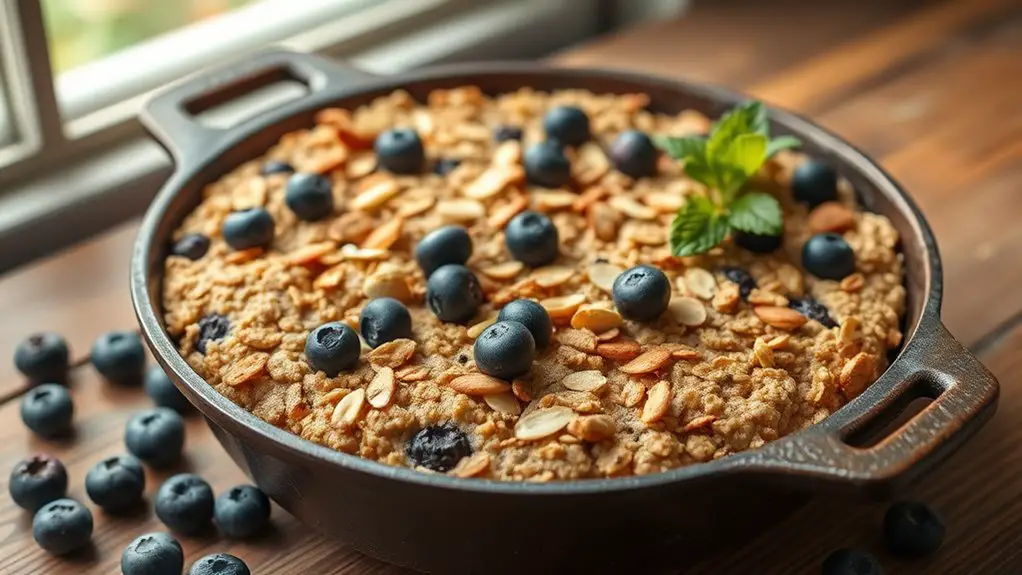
top-left (497, 299), bottom-right (552, 349)
top-left (188, 553), bottom-right (251, 575)
top-left (9, 453), bottom-right (68, 511)
top-left (609, 130), bottom-right (658, 179)
top-left (155, 474), bottom-right (215, 535)
top-left (612, 264), bottom-right (671, 321)
top-left (883, 501), bottom-right (945, 558)
top-left (505, 211), bottom-right (559, 267)
top-left (20, 384), bottom-right (73, 438)
top-left (359, 298), bottom-right (413, 348)
top-left (734, 230), bottom-right (783, 254)
top-left (792, 160), bottom-right (838, 207)
top-left (821, 548), bottom-right (883, 575)
top-left (197, 313), bottom-right (230, 354)
top-left (32, 498), bottom-right (93, 555)
top-left (494, 125), bottom-right (523, 142)
top-left (85, 454), bottom-right (145, 512)
top-left (721, 266), bottom-right (756, 300)
top-left (803, 233), bottom-right (856, 280)
top-left (121, 532), bottom-right (184, 575)
top-left (171, 233), bottom-right (210, 260)
top-left (305, 322), bottom-right (361, 376)
top-left (125, 408), bottom-right (185, 468)
top-left (523, 140), bottom-right (571, 188)
top-left (214, 485), bottom-right (271, 539)
top-left (284, 173), bottom-right (334, 221)
top-left (426, 265), bottom-right (484, 324)
top-left (433, 158), bottom-right (461, 176)
top-left (144, 365), bottom-right (191, 413)
top-left (406, 423), bottom-right (472, 472)
top-left (375, 128), bottom-right (424, 174)
top-left (92, 330), bottom-right (146, 385)
top-left (260, 159), bottom-right (294, 176)
top-left (415, 225), bottom-right (473, 276)
top-left (474, 321), bottom-right (536, 380)
top-left (222, 208), bottom-right (275, 251)
top-left (788, 298), bottom-right (838, 328)
top-left (14, 332), bottom-right (70, 383)
top-left (543, 105), bottom-right (590, 146)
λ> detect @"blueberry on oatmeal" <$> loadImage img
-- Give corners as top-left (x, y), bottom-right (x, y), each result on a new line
top-left (360, 297), bottom-right (413, 348)
top-left (285, 172), bottom-right (334, 221)
top-left (121, 532), bottom-right (184, 575)
top-left (543, 105), bottom-right (590, 146)
top-left (260, 159), bottom-right (294, 176)
top-left (474, 321), bottom-right (536, 380)
top-left (803, 233), bottom-right (856, 280)
top-left (305, 322), bottom-right (361, 376)
top-left (721, 266), bottom-right (756, 300)
top-left (406, 423), bottom-right (472, 472)
top-left (415, 225), bottom-right (472, 277)
top-left (613, 264), bottom-right (671, 321)
top-left (788, 297), bottom-right (838, 328)
top-left (32, 498), bottom-right (92, 555)
top-left (14, 332), bottom-right (70, 383)
top-left (196, 313), bottom-right (230, 354)
top-left (433, 157), bottom-right (461, 176)
top-left (523, 140), bottom-right (571, 188)
top-left (9, 453), bottom-right (67, 512)
top-left (222, 207), bottom-right (274, 251)
top-left (171, 233), bottom-right (211, 260)
top-left (426, 264), bottom-right (483, 324)
top-left (92, 330), bottom-right (146, 385)
top-left (505, 211), bottom-right (559, 267)
top-left (734, 230), bottom-right (783, 254)
top-left (792, 160), bottom-right (838, 207)
top-left (375, 128), bottom-right (424, 174)
top-left (20, 384), bottom-right (73, 438)
top-left (609, 130), bottom-right (658, 179)
top-left (497, 299), bottom-right (552, 349)
top-left (493, 124), bottom-right (523, 142)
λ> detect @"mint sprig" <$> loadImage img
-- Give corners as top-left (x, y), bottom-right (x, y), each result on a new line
top-left (654, 101), bottom-right (801, 256)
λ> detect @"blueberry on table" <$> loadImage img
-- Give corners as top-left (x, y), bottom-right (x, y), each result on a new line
top-left (222, 207), bottom-right (275, 251)
top-left (721, 266), bottom-right (756, 300)
top-left (497, 298), bottom-right (552, 349)
top-left (609, 130), bottom-right (658, 179)
top-left (260, 159), bottom-right (294, 176)
top-left (612, 264), bottom-right (671, 321)
top-left (305, 322), bottom-right (361, 376)
top-left (188, 553), bottom-right (251, 575)
top-left (197, 313), bottom-right (230, 354)
top-left (883, 501), bottom-right (945, 558)
top-left (734, 230), bottom-right (783, 254)
top-left (9, 453), bottom-right (68, 512)
top-left (433, 158), bottom-right (461, 176)
top-left (32, 498), bottom-right (93, 555)
top-left (20, 384), bottom-right (74, 438)
top-left (802, 233), bottom-right (856, 280)
top-left (821, 548), bottom-right (884, 575)
top-left (375, 128), bottom-right (425, 174)
top-left (144, 365), bottom-right (191, 412)
top-left (14, 332), bottom-right (70, 383)
top-left (171, 233), bottom-right (211, 260)
top-left (415, 225), bottom-right (473, 277)
top-left (121, 532), bottom-right (184, 575)
top-left (474, 321), bottom-right (536, 380)
top-left (543, 105), bottom-right (590, 146)
top-left (125, 408), bottom-right (185, 468)
top-left (788, 297), bottom-right (838, 328)
top-left (214, 485), bottom-right (272, 539)
top-left (85, 454), bottom-right (146, 512)
top-left (523, 140), bottom-right (572, 189)
top-left (360, 298), bottom-right (413, 349)
top-left (92, 330), bottom-right (146, 385)
top-left (285, 172), bottom-right (334, 221)
top-left (426, 264), bottom-right (484, 324)
top-left (792, 160), bottom-right (838, 207)
top-left (155, 474), bottom-right (215, 535)
top-left (505, 211), bottom-right (560, 267)
top-left (406, 423), bottom-right (472, 472)
top-left (493, 125), bottom-right (523, 142)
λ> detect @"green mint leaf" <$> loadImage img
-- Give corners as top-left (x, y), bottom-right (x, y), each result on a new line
top-left (670, 196), bottom-right (730, 256)
top-left (720, 133), bottom-right (768, 178)
top-left (682, 156), bottom-right (719, 189)
top-left (766, 135), bottom-right (802, 158)
top-left (728, 192), bottom-right (783, 236)
top-left (711, 101), bottom-right (769, 143)
top-left (653, 135), bottom-right (705, 161)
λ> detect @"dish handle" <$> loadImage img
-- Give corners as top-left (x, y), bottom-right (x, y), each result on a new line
top-left (140, 49), bottom-right (375, 168)
top-left (752, 318), bottom-right (998, 497)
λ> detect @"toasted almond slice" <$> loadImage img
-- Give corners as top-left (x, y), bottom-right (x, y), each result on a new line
top-left (669, 297), bottom-right (707, 327)
top-left (345, 151), bottom-right (377, 179)
top-left (572, 142), bottom-right (611, 185)
top-left (303, 145), bottom-right (348, 174)
top-left (514, 406), bottom-right (575, 441)
top-left (351, 179), bottom-right (401, 211)
top-left (533, 190), bottom-right (578, 212)
top-left (464, 165), bottom-right (524, 200)
top-left (753, 337), bottom-right (775, 368)
top-left (754, 306), bottom-right (808, 331)
top-left (572, 185), bottom-right (609, 213)
top-left (366, 367), bottom-right (396, 408)
top-left (467, 316), bottom-right (498, 339)
top-left (395, 364), bottom-right (430, 382)
top-left (570, 306), bottom-right (623, 333)
top-left (314, 263), bottom-right (346, 290)
top-left (620, 380), bottom-right (645, 407)
top-left (765, 334), bottom-right (790, 350)
top-left (608, 196), bottom-right (656, 220)
top-left (531, 265), bottom-right (575, 288)
top-left (367, 338), bottom-right (416, 368)
top-left (587, 262), bottom-right (623, 293)
top-left (453, 452), bottom-right (491, 478)
top-left (809, 201), bottom-right (856, 234)
top-left (596, 328), bottom-right (620, 342)
top-left (484, 392), bottom-right (521, 416)
top-left (488, 194), bottom-right (529, 229)
top-left (360, 216), bottom-right (404, 250)
top-left (481, 261), bottom-right (524, 281)
top-left (449, 373), bottom-right (511, 396)
top-left (396, 191), bottom-right (437, 218)
top-left (339, 244), bottom-right (389, 261)
top-left (493, 140), bottom-right (523, 166)
top-left (840, 273), bottom-right (865, 293)
top-left (684, 268), bottom-right (717, 300)
top-left (327, 211), bottom-right (374, 245)
top-left (661, 343), bottom-right (701, 361)
top-left (588, 202), bottom-right (620, 241)
top-left (839, 351), bottom-right (875, 396)
top-left (540, 294), bottom-right (587, 322)
top-left (330, 388), bottom-right (365, 429)
top-left (233, 178), bottom-right (267, 210)
top-left (512, 380), bottom-right (533, 402)
top-left (682, 414), bottom-right (717, 433)
top-left (223, 352), bottom-right (268, 386)
top-left (623, 221), bottom-right (666, 246)
top-left (556, 329), bottom-right (598, 353)
top-left (285, 242), bottom-right (337, 266)
top-left (566, 414), bottom-right (616, 442)
top-left (596, 340), bottom-right (642, 361)
top-left (641, 381), bottom-right (672, 423)
top-left (437, 198), bottom-right (485, 223)
top-left (363, 270), bottom-right (413, 302)
top-left (225, 247), bottom-right (264, 264)
top-left (642, 191), bottom-right (686, 213)
top-left (561, 370), bottom-right (608, 393)
top-left (619, 348), bottom-right (672, 374)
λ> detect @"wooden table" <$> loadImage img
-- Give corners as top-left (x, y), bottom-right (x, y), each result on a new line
top-left (1, 0), bottom-right (1020, 572)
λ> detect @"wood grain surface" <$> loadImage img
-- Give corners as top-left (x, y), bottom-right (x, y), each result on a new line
top-left (1, 0), bottom-right (1021, 573)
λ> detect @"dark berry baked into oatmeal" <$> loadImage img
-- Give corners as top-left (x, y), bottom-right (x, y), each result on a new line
top-left (162, 86), bottom-right (905, 481)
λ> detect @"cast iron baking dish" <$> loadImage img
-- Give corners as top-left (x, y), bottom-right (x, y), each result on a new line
top-left (131, 50), bottom-right (999, 574)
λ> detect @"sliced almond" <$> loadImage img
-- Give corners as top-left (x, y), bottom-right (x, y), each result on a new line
top-left (481, 261), bottom-right (524, 281)
top-left (572, 185), bottom-right (609, 213)
top-left (395, 364), bottom-right (430, 382)
top-left (286, 242), bottom-right (336, 266)
top-left (533, 190), bottom-right (578, 212)
top-left (596, 340), bottom-right (642, 361)
top-left (484, 392), bottom-right (521, 416)
top-left (233, 178), bottom-right (267, 210)
top-left (669, 297), bottom-right (707, 327)
top-left (566, 414), bottom-right (616, 442)
top-left (363, 268), bottom-right (413, 302)
top-left (339, 244), bottom-right (389, 261)
top-left (765, 334), bottom-right (790, 350)
top-left (529, 265), bottom-right (574, 288)
top-left (642, 191), bottom-right (686, 213)
top-left (754, 306), bottom-right (808, 331)
top-left (561, 370), bottom-right (608, 393)
top-left (449, 373), bottom-right (511, 396)
top-left (840, 273), bottom-right (865, 293)
top-left (556, 329), bottom-right (598, 353)
top-left (662, 343), bottom-right (701, 361)
top-left (587, 262), bottom-right (623, 293)
top-left (514, 406), bottom-right (575, 441)
top-left (222, 352), bottom-right (268, 386)
top-left (596, 328), bottom-right (620, 341)
top-left (608, 196), bottom-right (656, 220)
top-left (328, 211), bottom-right (374, 244)
top-left (512, 380), bottom-right (533, 402)
top-left (453, 452), bottom-right (491, 478)
top-left (619, 348), bottom-right (672, 374)
top-left (753, 338), bottom-right (775, 368)
top-left (682, 414), bottom-right (717, 433)
top-left (623, 221), bottom-right (666, 246)
top-left (437, 199), bottom-right (485, 223)
top-left (330, 388), bottom-right (365, 429)
top-left (351, 178), bottom-right (401, 211)
top-left (367, 338), bottom-right (416, 368)
top-left (493, 140), bottom-right (523, 166)
top-left (570, 305), bottom-right (623, 333)
top-left (467, 316), bottom-right (498, 339)
top-left (345, 151), bottom-right (377, 179)
top-left (748, 289), bottom-right (788, 307)
top-left (464, 165), bottom-right (524, 200)
top-left (572, 142), bottom-right (611, 185)
top-left (487, 194), bottom-right (529, 229)
top-left (361, 216), bottom-right (403, 250)
top-left (809, 201), bottom-right (856, 234)
top-left (540, 294), bottom-right (587, 322)
top-left (620, 380), bottom-right (645, 407)
top-left (588, 202), bottom-right (620, 241)
top-left (366, 367), bottom-right (396, 408)
top-left (225, 247), bottom-right (263, 265)
top-left (684, 268), bottom-right (717, 300)
top-left (641, 381), bottom-right (672, 424)
top-left (839, 352), bottom-right (875, 397)
top-left (396, 190), bottom-right (437, 218)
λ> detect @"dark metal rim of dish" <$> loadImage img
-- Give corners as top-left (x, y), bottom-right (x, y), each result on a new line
top-left (130, 52), bottom-right (993, 496)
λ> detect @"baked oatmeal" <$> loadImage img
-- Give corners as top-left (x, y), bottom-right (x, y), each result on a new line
top-left (161, 86), bottom-right (906, 481)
